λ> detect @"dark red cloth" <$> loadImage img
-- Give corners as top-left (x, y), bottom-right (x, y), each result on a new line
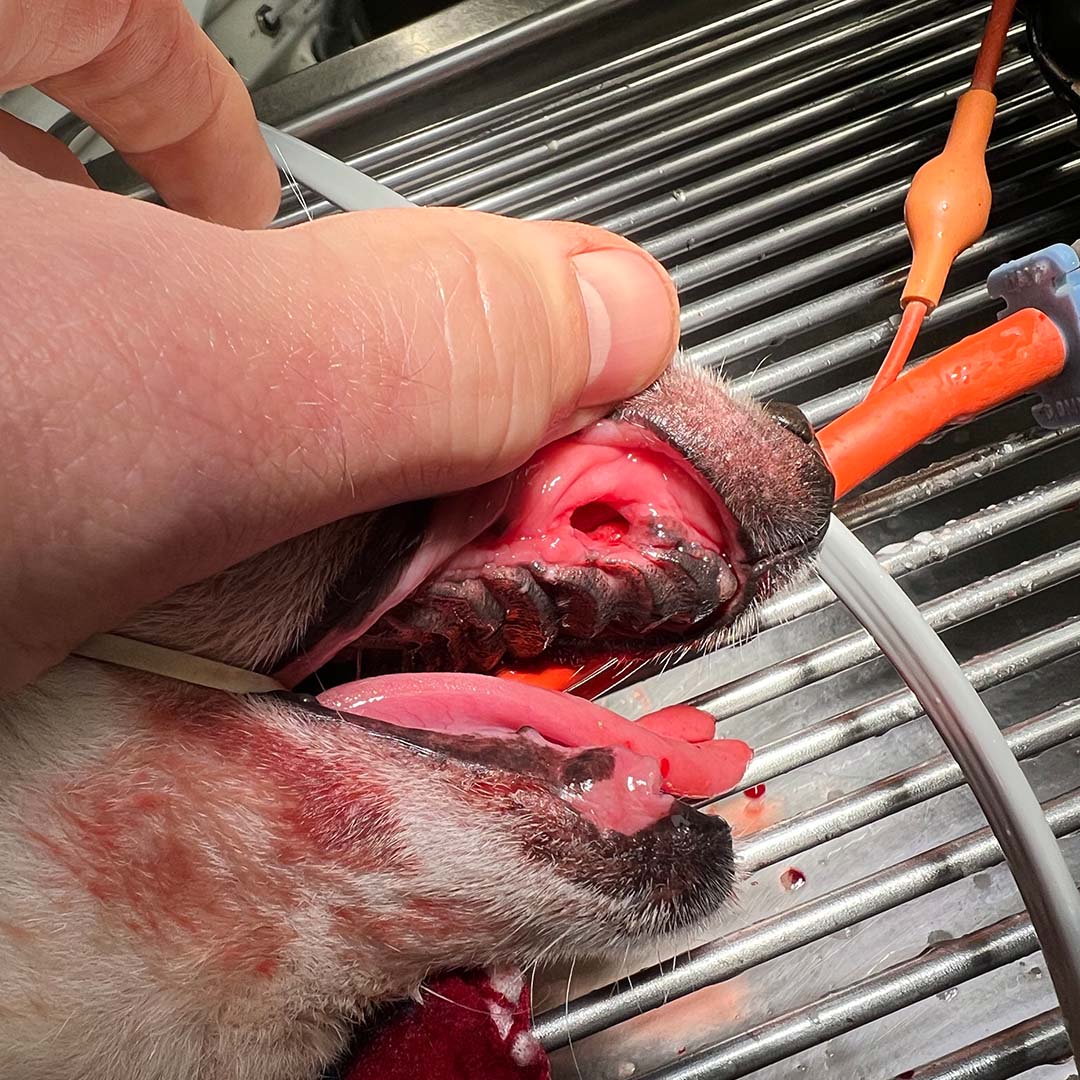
top-left (342, 969), bottom-right (550, 1080)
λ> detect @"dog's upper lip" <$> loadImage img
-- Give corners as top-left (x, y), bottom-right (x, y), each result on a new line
top-left (273, 476), bottom-right (516, 688)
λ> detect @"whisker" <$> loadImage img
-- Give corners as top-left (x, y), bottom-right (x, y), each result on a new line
top-left (565, 957), bottom-right (583, 1080)
top-left (265, 137), bottom-right (314, 224)
top-left (417, 985), bottom-right (493, 1016)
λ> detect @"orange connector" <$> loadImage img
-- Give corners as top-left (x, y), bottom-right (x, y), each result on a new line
top-left (902, 88), bottom-right (998, 311)
top-left (820, 307), bottom-right (1066, 499)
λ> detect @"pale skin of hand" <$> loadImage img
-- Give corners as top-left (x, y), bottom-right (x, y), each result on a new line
top-left (0, 0), bottom-right (680, 691)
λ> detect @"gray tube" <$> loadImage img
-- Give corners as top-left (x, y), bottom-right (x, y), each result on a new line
top-left (259, 123), bottom-right (412, 212)
top-left (815, 516), bottom-right (1080, 1057)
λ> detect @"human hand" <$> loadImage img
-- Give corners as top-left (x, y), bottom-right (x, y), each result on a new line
top-left (0, 0), bottom-right (679, 691)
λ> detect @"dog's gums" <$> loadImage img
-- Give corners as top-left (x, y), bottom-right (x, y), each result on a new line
top-left (0, 361), bottom-right (834, 1080)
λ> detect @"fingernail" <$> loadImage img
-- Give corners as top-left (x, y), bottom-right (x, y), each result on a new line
top-left (572, 248), bottom-right (679, 408)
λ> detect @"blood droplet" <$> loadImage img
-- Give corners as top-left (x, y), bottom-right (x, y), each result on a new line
top-left (744, 783), bottom-right (766, 799)
top-left (780, 867), bottom-right (806, 891)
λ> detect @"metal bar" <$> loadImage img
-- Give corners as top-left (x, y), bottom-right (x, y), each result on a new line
top-left (533, 15), bottom-right (1018, 225)
top-left (677, 179), bottom-right (910, 293)
top-left (272, 31), bottom-right (1019, 230)
top-left (270, 0), bottom-right (850, 224)
top-left (680, 151), bottom-right (1074, 338)
top-left (744, 473), bottom-right (1080, 638)
top-left (684, 180), bottom-right (1080, 369)
top-left (281, 0), bottom-right (643, 140)
top-left (816, 518), bottom-right (1080, 1059)
top-left (374, 0), bottom-right (841, 192)
top-left (271, 7), bottom-right (1022, 230)
top-left (900, 1009), bottom-right (1071, 1079)
top-left (804, 369), bottom-right (891, 427)
top-left (533, 791), bottom-right (1080, 1049)
top-left (600, 471), bottom-right (1080, 697)
top-left (733, 282), bottom-right (988, 401)
top-left (737, 701), bottom-right (1080, 869)
top-left (528, 11), bottom-right (1022, 227)
top-left (461, 0), bottom-right (982, 216)
top-left (638, 913), bottom-right (1038, 1079)
top-left (349, 0), bottom-right (810, 178)
top-left (636, 68), bottom-right (1050, 256)
top-left (837, 428), bottom-right (1079, 529)
top-left (740, 617), bottom-right (1080, 788)
top-left (694, 540), bottom-right (1080, 721)
top-left (671, 109), bottom-right (1068, 297)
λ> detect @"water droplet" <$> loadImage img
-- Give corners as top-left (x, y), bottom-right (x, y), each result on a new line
top-left (545, 138), bottom-right (561, 152)
top-left (780, 867), bottom-right (807, 891)
top-left (745, 783), bottom-right (767, 799)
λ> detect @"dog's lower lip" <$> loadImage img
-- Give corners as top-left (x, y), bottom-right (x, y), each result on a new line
top-left (312, 672), bottom-right (751, 827)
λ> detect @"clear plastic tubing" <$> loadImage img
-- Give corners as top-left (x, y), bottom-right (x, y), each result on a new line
top-left (817, 516), bottom-right (1080, 1054)
top-left (258, 121), bottom-right (1080, 1055)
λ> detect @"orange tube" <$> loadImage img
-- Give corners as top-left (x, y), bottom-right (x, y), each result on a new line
top-left (971, 0), bottom-right (1017, 92)
top-left (497, 657), bottom-right (631, 697)
top-left (820, 308), bottom-right (1066, 499)
top-left (867, 299), bottom-right (928, 396)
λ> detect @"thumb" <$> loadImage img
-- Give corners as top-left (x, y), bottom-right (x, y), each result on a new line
top-left (272, 205), bottom-right (678, 506)
top-left (2, 172), bottom-right (678, 686)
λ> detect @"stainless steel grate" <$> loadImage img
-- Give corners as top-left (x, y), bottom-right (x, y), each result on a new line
top-left (107, 0), bottom-right (1080, 1075)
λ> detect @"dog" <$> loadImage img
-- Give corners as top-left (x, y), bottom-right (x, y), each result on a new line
top-left (0, 360), bottom-right (833, 1080)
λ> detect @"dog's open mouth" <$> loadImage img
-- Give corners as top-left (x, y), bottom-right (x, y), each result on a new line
top-left (372, 419), bottom-right (752, 672)
top-left (257, 370), bottom-right (833, 855)
top-left (270, 414), bottom-right (771, 832)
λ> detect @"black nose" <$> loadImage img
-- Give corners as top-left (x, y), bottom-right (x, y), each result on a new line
top-left (765, 401), bottom-right (817, 445)
top-left (763, 402), bottom-right (834, 550)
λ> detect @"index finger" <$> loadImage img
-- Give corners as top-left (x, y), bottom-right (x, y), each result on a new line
top-left (0, 0), bottom-right (280, 228)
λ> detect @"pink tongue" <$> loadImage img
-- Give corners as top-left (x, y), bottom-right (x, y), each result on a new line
top-left (317, 673), bottom-right (751, 800)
